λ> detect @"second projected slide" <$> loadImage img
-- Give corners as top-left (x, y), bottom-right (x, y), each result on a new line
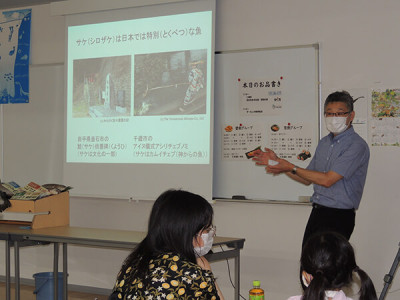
top-left (67, 11), bottom-right (212, 164)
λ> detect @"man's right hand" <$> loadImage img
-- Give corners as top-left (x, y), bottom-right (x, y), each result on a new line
top-left (252, 147), bottom-right (279, 166)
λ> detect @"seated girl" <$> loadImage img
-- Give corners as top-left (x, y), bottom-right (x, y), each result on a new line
top-left (109, 189), bottom-right (224, 300)
top-left (288, 231), bottom-right (377, 300)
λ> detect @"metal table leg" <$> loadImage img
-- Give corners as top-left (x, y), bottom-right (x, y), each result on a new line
top-left (63, 243), bottom-right (68, 300)
top-left (54, 242), bottom-right (59, 300)
top-left (14, 241), bottom-right (20, 300)
top-left (234, 254), bottom-right (240, 300)
top-left (5, 239), bottom-right (10, 300)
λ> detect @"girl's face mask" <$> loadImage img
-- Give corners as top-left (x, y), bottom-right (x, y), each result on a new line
top-left (302, 273), bottom-right (310, 287)
top-left (194, 226), bottom-right (215, 257)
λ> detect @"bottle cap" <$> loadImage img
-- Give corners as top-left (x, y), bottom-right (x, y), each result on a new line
top-left (253, 280), bottom-right (260, 287)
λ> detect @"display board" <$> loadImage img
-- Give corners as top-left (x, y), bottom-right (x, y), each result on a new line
top-left (213, 44), bottom-right (320, 202)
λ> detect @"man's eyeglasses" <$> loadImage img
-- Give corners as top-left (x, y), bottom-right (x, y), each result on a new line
top-left (324, 111), bottom-right (351, 117)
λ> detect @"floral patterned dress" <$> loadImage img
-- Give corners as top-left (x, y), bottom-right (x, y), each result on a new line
top-left (110, 253), bottom-right (220, 300)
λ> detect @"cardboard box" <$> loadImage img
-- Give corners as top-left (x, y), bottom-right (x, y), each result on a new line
top-left (5, 191), bottom-right (69, 229)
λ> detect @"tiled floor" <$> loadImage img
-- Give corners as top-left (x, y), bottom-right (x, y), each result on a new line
top-left (0, 282), bottom-right (109, 300)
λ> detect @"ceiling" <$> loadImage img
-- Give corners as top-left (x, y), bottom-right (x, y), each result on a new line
top-left (0, 0), bottom-right (65, 10)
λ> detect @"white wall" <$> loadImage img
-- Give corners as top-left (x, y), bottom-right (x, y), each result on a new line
top-left (1, 1), bottom-right (400, 299)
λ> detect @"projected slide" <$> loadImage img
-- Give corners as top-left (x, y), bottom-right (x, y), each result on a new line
top-left (67, 11), bottom-right (212, 164)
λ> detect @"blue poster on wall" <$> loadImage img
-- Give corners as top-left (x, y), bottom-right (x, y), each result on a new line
top-left (0, 9), bottom-right (31, 104)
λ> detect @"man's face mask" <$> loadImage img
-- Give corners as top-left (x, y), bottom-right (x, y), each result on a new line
top-left (325, 116), bottom-right (348, 134)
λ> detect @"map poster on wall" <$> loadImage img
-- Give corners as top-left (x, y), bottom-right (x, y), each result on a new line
top-left (0, 9), bottom-right (31, 104)
top-left (266, 121), bottom-right (315, 163)
top-left (370, 89), bottom-right (400, 147)
top-left (238, 77), bottom-right (284, 116)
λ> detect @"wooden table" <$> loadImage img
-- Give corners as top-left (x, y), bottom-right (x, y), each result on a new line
top-left (0, 225), bottom-right (245, 300)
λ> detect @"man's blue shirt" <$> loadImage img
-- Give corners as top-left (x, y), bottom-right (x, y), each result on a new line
top-left (306, 127), bottom-right (370, 209)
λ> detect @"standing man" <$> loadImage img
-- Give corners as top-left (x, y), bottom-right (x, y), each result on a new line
top-left (252, 91), bottom-right (370, 246)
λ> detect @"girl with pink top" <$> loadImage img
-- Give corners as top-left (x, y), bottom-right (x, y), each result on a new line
top-left (288, 232), bottom-right (377, 300)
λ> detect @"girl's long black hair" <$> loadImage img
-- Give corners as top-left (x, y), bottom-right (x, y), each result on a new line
top-left (117, 189), bottom-right (213, 282)
top-left (300, 232), bottom-right (377, 300)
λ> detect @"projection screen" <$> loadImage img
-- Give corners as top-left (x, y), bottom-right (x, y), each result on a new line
top-left (63, 0), bottom-right (215, 200)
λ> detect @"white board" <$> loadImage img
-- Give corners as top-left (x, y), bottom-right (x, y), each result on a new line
top-left (213, 45), bottom-right (320, 202)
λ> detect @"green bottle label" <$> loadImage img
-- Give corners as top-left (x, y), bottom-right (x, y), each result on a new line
top-left (249, 296), bottom-right (264, 300)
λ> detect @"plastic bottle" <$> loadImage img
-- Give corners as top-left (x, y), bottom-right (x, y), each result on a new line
top-left (249, 280), bottom-right (264, 300)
